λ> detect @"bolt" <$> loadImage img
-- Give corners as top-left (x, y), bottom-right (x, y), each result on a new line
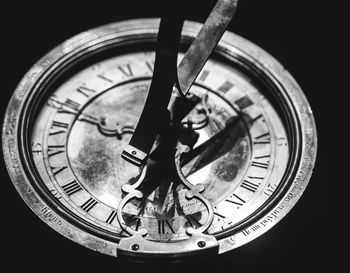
top-left (131, 244), bottom-right (139, 251)
top-left (197, 241), bottom-right (206, 248)
top-left (131, 150), bottom-right (137, 155)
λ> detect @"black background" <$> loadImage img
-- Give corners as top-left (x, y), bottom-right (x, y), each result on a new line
top-left (1, 0), bottom-right (339, 272)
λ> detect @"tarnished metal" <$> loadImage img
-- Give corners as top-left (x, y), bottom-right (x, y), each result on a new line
top-left (177, 0), bottom-right (238, 95)
top-left (2, 19), bottom-right (317, 260)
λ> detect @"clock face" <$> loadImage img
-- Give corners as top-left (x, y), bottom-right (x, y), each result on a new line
top-left (2, 19), bottom-right (316, 258)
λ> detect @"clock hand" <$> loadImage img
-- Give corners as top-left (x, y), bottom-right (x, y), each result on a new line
top-left (122, 0), bottom-right (238, 167)
top-left (78, 114), bottom-right (134, 139)
top-left (176, 0), bottom-right (238, 95)
top-left (121, 15), bottom-right (184, 166)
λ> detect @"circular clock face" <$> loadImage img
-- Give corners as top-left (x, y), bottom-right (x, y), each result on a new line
top-left (2, 19), bottom-right (317, 258)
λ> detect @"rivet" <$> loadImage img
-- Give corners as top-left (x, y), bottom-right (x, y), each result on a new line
top-left (131, 244), bottom-right (139, 251)
top-left (197, 241), bottom-right (206, 248)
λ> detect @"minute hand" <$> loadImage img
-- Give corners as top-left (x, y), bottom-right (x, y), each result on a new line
top-left (176, 0), bottom-right (238, 96)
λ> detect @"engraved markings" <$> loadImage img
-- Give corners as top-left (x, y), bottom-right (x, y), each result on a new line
top-left (58, 98), bottom-right (81, 115)
top-left (145, 60), bottom-right (154, 73)
top-left (199, 69), bottom-right (210, 82)
top-left (234, 95), bottom-right (253, 110)
top-left (158, 219), bottom-right (175, 234)
top-left (97, 74), bottom-right (114, 83)
top-left (251, 154), bottom-right (270, 169)
top-left (47, 95), bottom-right (81, 115)
top-left (76, 86), bottom-right (96, 98)
top-left (106, 210), bottom-right (118, 224)
top-left (118, 64), bottom-right (133, 77)
top-left (240, 179), bottom-right (260, 193)
top-left (49, 121), bottom-right (68, 136)
top-left (50, 166), bottom-right (68, 177)
top-left (225, 193), bottom-right (246, 207)
top-left (249, 114), bottom-right (264, 125)
top-left (62, 180), bottom-right (82, 196)
top-left (80, 197), bottom-right (98, 212)
top-left (47, 145), bottom-right (65, 158)
top-left (218, 80), bottom-right (234, 93)
top-left (253, 132), bottom-right (271, 145)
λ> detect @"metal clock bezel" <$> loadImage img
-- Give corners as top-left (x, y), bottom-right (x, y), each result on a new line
top-left (2, 19), bottom-right (317, 256)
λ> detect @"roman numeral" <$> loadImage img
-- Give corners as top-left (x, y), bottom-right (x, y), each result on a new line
top-left (145, 60), bottom-right (154, 73)
top-left (253, 132), bottom-right (271, 144)
top-left (225, 193), bottom-right (246, 207)
top-left (234, 95), bottom-right (253, 110)
top-left (62, 180), bottom-right (82, 196)
top-left (251, 154), bottom-right (270, 169)
top-left (105, 210), bottom-right (117, 224)
top-left (249, 114), bottom-right (264, 125)
top-left (251, 161), bottom-right (269, 169)
top-left (80, 198), bottom-right (98, 212)
top-left (47, 96), bottom-right (80, 115)
top-left (58, 98), bottom-right (81, 115)
top-left (47, 95), bottom-right (62, 109)
top-left (50, 166), bottom-right (68, 176)
top-left (247, 175), bottom-right (264, 180)
top-left (97, 74), bottom-right (113, 83)
top-left (118, 64), bottom-right (133, 77)
top-left (49, 121), bottom-right (68, 136)
top-left (241, 179), bottom-right (260, 193)
top-left (218, 80), bottom-right (234, 93)
top-left (199, 69), bottom-right (210, 82)
top-left (76, 86), bottom-right (96, 98)
top-left (158, 219), bottom-right (175, 234)
top-left (47, 145), bottom-right (65, 158)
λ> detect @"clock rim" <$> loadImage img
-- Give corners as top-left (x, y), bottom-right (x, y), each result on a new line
top-left (2, 18), bottom-right (317, 257)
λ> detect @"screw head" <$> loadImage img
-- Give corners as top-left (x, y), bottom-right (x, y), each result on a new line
top-left (131, 150), bottom-right (137, 155)
top-left (131, 244), bottom-right (139, 251)
top-left (197, 241), bottom-right (206, 248)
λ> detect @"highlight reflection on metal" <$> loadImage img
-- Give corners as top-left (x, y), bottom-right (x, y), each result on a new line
top-left (2, 19), bottom-right (317, 259)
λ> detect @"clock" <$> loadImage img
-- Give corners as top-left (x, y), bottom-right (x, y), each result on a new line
top-left (2, 0), bottom-right (320, 266)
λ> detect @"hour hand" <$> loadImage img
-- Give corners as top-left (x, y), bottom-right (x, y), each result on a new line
top-left (121, 16), bottom-right (184, 166)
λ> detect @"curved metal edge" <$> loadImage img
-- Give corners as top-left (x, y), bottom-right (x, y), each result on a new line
top-left (214, 25), bottom-right (318, 253)
top-left (2, 18), bottom-right (317, 257)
